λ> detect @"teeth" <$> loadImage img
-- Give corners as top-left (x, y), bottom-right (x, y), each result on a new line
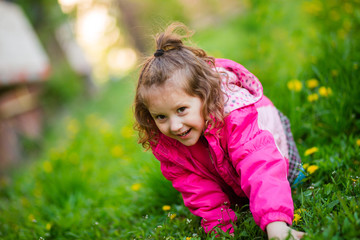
top-left (179, 129), bottom-right (190, 136)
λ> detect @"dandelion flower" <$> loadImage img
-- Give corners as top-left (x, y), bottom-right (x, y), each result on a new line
top-left (111, 145), bottom-right (124, 158)
top-left (287, 79), bottom-right (302, 92)
top-left (162, 205), bottom-right (171, 211)
top-left (43, 161), bottom-right (53, 173)
top-left (86, 114), bottom-right (99, 127)
top-left (356, 139), bottom-right (360, 147)
top-left (20, 197), bottom-right (30, 207)
top-left (295, 208), bottom-right (307, 214)
top-left (330, 10), bottom-right (340, 21)
top-left (121, 126), bottom-right (133, 138)
top-left (319, 86), bottom-right (332, 97)
top-left (131, 183), bottom-right (141, 191)
top-left (307, 93), bottom-right (319, 102)
top-left (0, 177), bottom-right (9, 188)
top-left (66, 119), bottom-right (79, 136)
top-left (331, 69), bottom-right (339, 77)
top-left (306, 79), bottom-right (319, 89)
top-left (170, 213), bottom-right (176, 220)
top-left (186, 238), bottom-right (192, 240)
top-left (46, 223), bottom-right (52, 231)
top-left (307, 165), bottom-right (319, 174)
top-left (337, 29), bottom-right (347, 39)
top-left (311, 56), bottom-right (317, 64)
top-left (302, 1), bottom-right (322, 15)
top-left (303, 163), bottom-right (309, 170)
top-left (293, 213), bottom-right (301, 224)
top-left (28, 214), bottom-right (36, 222)
top-left (99, 120), bottom-right (112, 134)
top-left (344, 3), bottom-right (353, 13)
top-left (304, 147), bottom-right (318, 156)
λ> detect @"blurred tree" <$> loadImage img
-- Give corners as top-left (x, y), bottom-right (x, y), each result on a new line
top-left (115, 0), bottom-right (147, 54)
top-left (112, 0), bottom-right (188, 55)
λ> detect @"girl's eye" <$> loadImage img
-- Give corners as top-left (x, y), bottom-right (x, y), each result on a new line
top-left (177, 107), bottom-right (186, 113)
top-left (155, 115), bottom-right (166, 120)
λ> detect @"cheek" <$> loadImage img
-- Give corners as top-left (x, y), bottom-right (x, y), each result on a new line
top-left (156, 123), bottom-right (168, 134)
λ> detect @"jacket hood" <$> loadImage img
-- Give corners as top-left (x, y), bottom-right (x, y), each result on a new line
top-left (152, 58), bottom-right (264, 150)
top-left (214, 58), bottom-right (263, 114)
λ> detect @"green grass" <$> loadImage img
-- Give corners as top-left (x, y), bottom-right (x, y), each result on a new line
top-left (1, 1), bottom-right (360, 239)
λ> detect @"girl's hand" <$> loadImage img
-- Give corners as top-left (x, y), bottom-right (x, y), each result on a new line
top-left (266, 221), bottom-right (305, 240)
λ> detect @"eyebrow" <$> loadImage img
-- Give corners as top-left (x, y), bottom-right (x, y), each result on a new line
top-left (149, 111), bottom-right (163, 117)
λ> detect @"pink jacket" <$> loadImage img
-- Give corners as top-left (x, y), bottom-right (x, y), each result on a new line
top-left (151, 59), bottom-right (294, 233)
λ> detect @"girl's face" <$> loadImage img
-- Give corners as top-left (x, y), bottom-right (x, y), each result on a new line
top-left (147, 81), bottom-right (205, 146)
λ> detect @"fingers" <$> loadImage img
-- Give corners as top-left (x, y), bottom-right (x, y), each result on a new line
top-left (291, 229), bottom-right (305, 239)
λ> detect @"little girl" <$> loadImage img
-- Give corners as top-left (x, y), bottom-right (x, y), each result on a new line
top-left (134, 22), bottom-right (305, 239)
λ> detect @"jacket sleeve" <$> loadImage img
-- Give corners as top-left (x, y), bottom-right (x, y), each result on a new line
top-left (153, 151), bottom-right (237, 234)
top-left (226, 105), bottom-right (294, 231)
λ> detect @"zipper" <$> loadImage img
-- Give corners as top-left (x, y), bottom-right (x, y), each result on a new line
top-left (186, 145), bottom-right (219, 183)
top-left (207, 135), bottom-right (239, 186)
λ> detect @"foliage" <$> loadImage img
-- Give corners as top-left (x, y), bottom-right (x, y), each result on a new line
top-left (1, 0), bottom-right (360, 239)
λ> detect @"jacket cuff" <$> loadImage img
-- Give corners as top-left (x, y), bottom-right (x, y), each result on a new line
top-left (219, 223), bottom-right (235, 234)
top-left (201, 209), bottom-right (237, 234)
top-left (260, 212), bottom-right (293, 231)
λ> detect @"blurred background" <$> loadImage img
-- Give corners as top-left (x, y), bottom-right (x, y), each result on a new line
top-left (0, 0), bottom-right (250, 168)
top-left (0, 0), bottom-right (359, 239)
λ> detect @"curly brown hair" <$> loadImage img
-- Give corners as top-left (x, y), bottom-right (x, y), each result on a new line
top-left (134, 22), bottom-right (225, 149)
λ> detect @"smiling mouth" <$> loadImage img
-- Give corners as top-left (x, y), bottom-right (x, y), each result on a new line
top-left (178, 128), bottom-right (191, 137)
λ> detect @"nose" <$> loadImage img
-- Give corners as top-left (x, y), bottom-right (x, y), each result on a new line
top-left (170, 117), bottom-right (183, 133)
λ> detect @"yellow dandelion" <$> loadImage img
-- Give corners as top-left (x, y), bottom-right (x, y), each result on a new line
top-left (86, 114), bottom-right (99, 127)
top-left (295, 208), bottom-right (307, 214)
top-left (162, 205), bottom-right (171, 211)
top-left (186, 238), bottom-right (192, 240)
top-left (344, 3), bottom-right (353, 14)
top-left (33, 186), bottom-right (42, 197)
top-left (28, 214), bottom-right (36, 222)
top-left (43, 161), bottom-right (53, 173)
top-left (330, 10), bottom-right (340, 21)
top-left (111, 145), bottom-right (124, 158)
top-left (331, 69), bottom-right (339, 77)
top-left (99, 120), bottom-right (112, 134)
top-left (311, 56), bottom-right (317, 64)
top-left (304, 147), bottom-right (318, 156)
top-left (21, 197), bottom-right (30, 207)
top-left (69, 153), bottom-right (79, 165)
top-left (306, 79), bottom-right (319, 89)
top-left (121, 126), bottom-right (133, 139)
top-left (303, 163), bottom-right (309, 170)
top-left (302, 1), bottom-right (322, 15)
top-left (319, 87), bottom-right (332, 97)
top-left (307, 165), bottom-right (319, 174)
top-left (293, 213), bottom-right (301, 224)
top-left (307, 93), bottom-right (319, 102)
top-left (46, 223), bottom-right (52, 231)
top-left (131, 183), bottom-right (141, 191)
top-left (287, 79), bottom-right (303, 92)
top-left (343, 20), bottom-right (352, 31)
top-left (0, 177), bottom-right (9, 188)
top-left (337, 29), bottom-right (347, 39)
top-left (356, 139), bottom-right (360, 147)
top-left (66, 119), bottom-right (79, 136)
top-left (170, 213), bottom-right (177, 220)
